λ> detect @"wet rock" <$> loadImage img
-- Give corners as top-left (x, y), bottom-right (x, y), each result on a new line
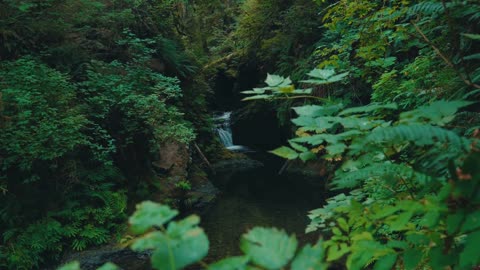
top-left (58, 247), bottom-right (151, 270)
top-left (211, 158), bottom-right (264, 189)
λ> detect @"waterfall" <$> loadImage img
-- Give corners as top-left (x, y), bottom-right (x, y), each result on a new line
top-left (215, 112), bottom-right (234, 147)
top-left (214, 112), bottom-right (250, 152)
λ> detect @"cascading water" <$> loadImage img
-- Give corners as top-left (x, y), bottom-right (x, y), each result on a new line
top-left (214, 112), bottom-right (249, 152)
top-left (215, 112), bottom-right (234, 147)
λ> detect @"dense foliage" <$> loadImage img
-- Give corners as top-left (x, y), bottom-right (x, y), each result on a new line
top-left (0, 0), bottom-right (219, 268)
top-left (2, 0), bottom-right (480, 269)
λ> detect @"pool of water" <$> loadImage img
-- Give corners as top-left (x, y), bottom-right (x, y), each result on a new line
top-left (200, 155), bottom-right (325, 264)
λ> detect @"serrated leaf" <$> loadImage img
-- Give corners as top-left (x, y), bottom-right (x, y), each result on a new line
top-left (265, 74), bottom-right (291, 87)
top-left (307, 69), bottom-right (336, 79)
top-left (129, 201), bottom-right (178, 234)
top-left (240, 227), bottom-right (298, 270)
top-left (291, 243), bottom-right (328, 270)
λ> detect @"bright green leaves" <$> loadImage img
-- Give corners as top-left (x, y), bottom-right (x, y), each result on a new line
top-left (301, 69), bottom-right (349, 85)
top-left (400, 100), bottom-right (473, 126)
top-left (242, 69), bottom-right (349, 101)
top-left (57, 262), bottom-right (81, 270)
top-left (129, 201), bottom-right (179, 234)
top-left (240, 227), bottom-right (298, 270)
top-left (265, 74), bottom-right (292, 87)
top-left (129, 201), bottom-right (208, 270)
top-left (270, 146), bottom-right (299, 160)
top-left (291, 243), bottom-right (328, 270)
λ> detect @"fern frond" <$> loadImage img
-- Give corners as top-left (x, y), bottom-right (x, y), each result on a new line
top-left (332, 163), bottom-right (433, 190)
top-left (408, 2), bottom-right (444, 17)
top-left (367, 124), bottom-right (470, 151)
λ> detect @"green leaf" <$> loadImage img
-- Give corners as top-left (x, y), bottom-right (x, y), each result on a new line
top-left (299, 151), bottom-right (316, 162)
top-left (337, 218), bottom-right (349, 233)
top-left (291, 243), bottom-right (328, 270)
top-left (265, 74), bottom-right (291, 87)
top-left (57, 261), bottom-right (81, 270)
top-left (130, 215), bottom-right (206, 267)
top-left (339, 103), bottom-right (397, 116)
top-left (289, 142), bottom-right (308, 152)
top-left (208, 256), bottom-right (249, 270)
top-left (129, 201), bottom-right (178, 234)
top-left (270, 147), bottom-right (299, 160)
top-left (307, 69), bottom-right (336, 80)
top-left (464, 53), bottom-right (480, 60)
top-left (327, 243), bottom-right (350, 261)
top-left (240, 227), bottom-right (298, 270)
top-left (462, 33), bottom-right (480, 40)
top-left (403, 249), bottom-right (423, 270)
top-left (97, 263), bottom-right (119, 270)
top-left (459, 231), bottom-right (480, 268)
top-left (373, 254), bottom-right (397, 270)
top-left (242, 95), bottom-right (271, 101)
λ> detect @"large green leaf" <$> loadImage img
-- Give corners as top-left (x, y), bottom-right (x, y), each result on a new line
top-left (129, 201), bottom-right (178, 234)
top-left (132, 216), bottom-right (209, 270)
top-left (291, 243), bottom-right (328, 270)
top-left (265, 74), bottom-right (292, 87)
top-left (240, 227), bottom-right (298, 270)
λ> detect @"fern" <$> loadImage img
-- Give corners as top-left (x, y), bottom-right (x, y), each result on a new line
top-left (408, 1), bottom-right (444, 17)
top-left (367, 124), bottom-right (470, 150)
top-left (332, 162), bottom-right (434, 190)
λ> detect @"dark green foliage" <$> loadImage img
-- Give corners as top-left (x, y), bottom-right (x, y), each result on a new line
top-left (0, 1), bottom-right (215, 269)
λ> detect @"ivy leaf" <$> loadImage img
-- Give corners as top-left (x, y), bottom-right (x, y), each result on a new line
top-left (129, 201), bottom-right (178, 234)
top-left (240, 227), bottom-right (298, 270)
top-left (208, 256), bottom-right (249, 270)
top-left (291, 243), bottom-right (328, 270)
top-left (270, 146), bottom-right (298, 160)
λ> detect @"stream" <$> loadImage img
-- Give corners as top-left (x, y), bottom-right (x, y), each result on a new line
top-left (203, 112), bottom-right (323, 262)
